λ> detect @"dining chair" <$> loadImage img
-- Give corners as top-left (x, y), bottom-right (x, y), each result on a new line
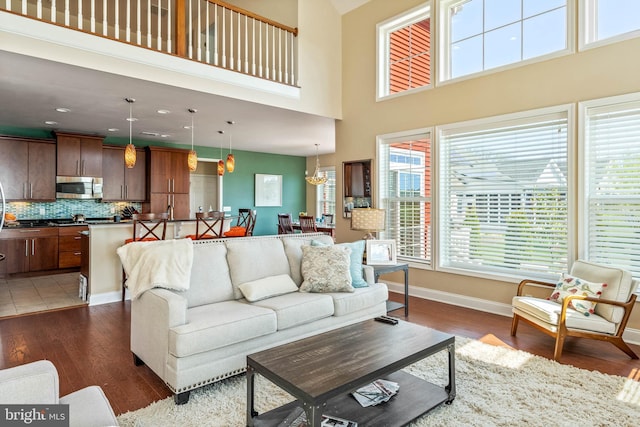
top-left (122, 212), bottom-right (168, 300)
top-left (186, 211), bottom-right (225, 240)
top-left (298, 215), bottom-right (317, 233)
top-left (224, 208), bottom-right (257, 237)
top-left (278, 213), bottom-right (295, 234)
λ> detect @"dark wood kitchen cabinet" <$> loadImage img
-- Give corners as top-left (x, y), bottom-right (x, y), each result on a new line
top-left (102, 146), bottom-right (146, 201)
top-left (0, 228), bottom-right (59, 274)
top-left (0, 136), bottom-right (56, 201)
top-left (55, 132), bottom-right (103, 177)
top-left (146, 146), bottom-right (190, 219)
top-left (58, 225), bottom-right (88, 269)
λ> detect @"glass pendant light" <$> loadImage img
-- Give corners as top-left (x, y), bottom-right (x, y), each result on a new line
top-left (305, 144), bottom-right (327, 185)
top-left (187, 108), bottom-right (198, 172)
top-left (217, 130), bottom-right (225, 176)
top-left (226, 120), bottom-right (235, 173)
top-left (124, 98), bottom-right (137, 169)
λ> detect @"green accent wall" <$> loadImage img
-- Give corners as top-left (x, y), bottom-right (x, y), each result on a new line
top-left (0, 126), bottom-right (307, 236)
top-left (196, 146), bottom-right (307, 236)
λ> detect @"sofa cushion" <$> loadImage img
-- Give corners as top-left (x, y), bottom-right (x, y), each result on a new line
top-left (300, 245), bottom-right (354, 293)
top-left (186, 243), bottom-right (234, 308)
top-left (311, 239), bottom-right (368, 288)
top-left (282, 235), bottom-right (334, 286)
top-left (251, 292), bottom-right (334, 330)
top-left (169, 301), bottom-right (276, 357)
top-left (238, 274), bottom-right (298, 302)
top-left (226, 239), bottom-right (291, 299)
top-left (329, 283), bottom-right (389, 316)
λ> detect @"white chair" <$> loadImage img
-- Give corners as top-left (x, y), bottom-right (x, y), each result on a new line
top-left (511, 259), bottom-right (638, 361)
top-left (0, 360), bottom-right (118, 426)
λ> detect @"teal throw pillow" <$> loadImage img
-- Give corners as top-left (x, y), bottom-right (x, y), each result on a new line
top-left (311, 239), bottom-right (368, 288)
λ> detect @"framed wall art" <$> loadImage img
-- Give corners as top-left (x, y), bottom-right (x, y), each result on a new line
top-left (255, 174), bottom-right (282, 206)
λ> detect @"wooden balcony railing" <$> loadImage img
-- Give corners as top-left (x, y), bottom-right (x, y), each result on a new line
top-left (2, 0), bottom-right (298, 86)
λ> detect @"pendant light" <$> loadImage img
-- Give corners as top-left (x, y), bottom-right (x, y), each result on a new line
top-left (187, 108), bottom-right (198, 172)
top-left (124, 98), bottom-right (137, 169)
top-left (217, 130), bottom-right (225, 176)
top-left (226, 120), bottom-right (235, 173)
top-left (305, 144), bottom-right (327, 185)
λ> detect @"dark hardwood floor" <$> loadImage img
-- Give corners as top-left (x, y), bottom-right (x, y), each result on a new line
top-left (0, 292), bottom-right (638, 416)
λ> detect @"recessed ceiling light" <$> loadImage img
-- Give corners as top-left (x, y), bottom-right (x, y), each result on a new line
top-left (126, 117), bottom-right (138, 122)
top-left (108, 128), bottom-right (119, 132)
top-left (157, 109), bottom-right (171, 114)
top-left (161, 134), bottom-right (171, 138)
top-left (183, 125), bottom-right (192, 129)
top-left (55, 107), bottom-right (71, 113)
top-left (44, 121), bottom-right (58, 125)
top-left (141, 131), bottom-right (160, 137)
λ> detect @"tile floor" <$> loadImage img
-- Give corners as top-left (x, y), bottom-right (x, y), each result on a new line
top-left (0, 272), bottom-right (87, 317)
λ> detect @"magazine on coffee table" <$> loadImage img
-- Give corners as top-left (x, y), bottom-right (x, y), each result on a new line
top-left (278, 406), bottom-right (357, 427)
top-left (352, 379), bottom-right (399, 407)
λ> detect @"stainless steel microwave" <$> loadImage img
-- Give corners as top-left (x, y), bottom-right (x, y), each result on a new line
top-left (56, 176), bottom-right (103, 199)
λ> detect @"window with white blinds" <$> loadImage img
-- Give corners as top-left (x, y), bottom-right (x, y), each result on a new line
top-left (582, 97), bottom-right (640, 278)
top-left (439, 108), bottom-right (569, 278)
top-left (378, 133), bottom-right (432, 265)
top-left (316, 168), bottom-right (336, 216)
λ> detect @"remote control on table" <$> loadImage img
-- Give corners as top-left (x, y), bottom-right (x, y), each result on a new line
top-left (374, 315), bottom-right (399, 325)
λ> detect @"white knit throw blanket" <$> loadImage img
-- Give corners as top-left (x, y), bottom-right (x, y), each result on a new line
top-left (117, 238), bottom-right (194, 299)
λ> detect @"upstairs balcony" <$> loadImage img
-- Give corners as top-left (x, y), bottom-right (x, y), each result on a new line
top-left (2, 0), bottom-right (298, 86)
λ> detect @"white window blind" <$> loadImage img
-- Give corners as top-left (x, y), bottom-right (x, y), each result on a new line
top-left (584, 100), bottom-right (640, 277)
top-left (317, 168), bottom-right (336, 216)
top-left (439, 111), bottom-right (569, 278)
top-left (379, 134), bottom-right (431, 264)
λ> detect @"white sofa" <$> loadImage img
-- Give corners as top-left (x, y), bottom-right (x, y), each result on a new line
top-left (0, 360), bottom-right (118, 427)
top-left (127, 233), bottom-right (388, 404)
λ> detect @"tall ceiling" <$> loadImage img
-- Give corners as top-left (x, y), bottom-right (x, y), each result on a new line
top-left (0, 1), bottom-right (371, 157)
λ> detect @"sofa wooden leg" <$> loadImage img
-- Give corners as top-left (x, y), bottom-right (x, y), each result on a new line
top-left (132, 353), bottom-right (145, 366)
top-left (174, 391), bottom-right (190, 405)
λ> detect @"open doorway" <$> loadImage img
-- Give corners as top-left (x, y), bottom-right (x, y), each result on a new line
top-left (189, 158), bottom-right (223, 216)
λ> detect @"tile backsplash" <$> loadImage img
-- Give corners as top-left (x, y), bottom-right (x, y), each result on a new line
top-left (6, 200), bottom-right (142, 220)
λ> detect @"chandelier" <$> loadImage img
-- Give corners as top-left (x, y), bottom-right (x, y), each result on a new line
top-left (305, 144), bottom-right (327, 185)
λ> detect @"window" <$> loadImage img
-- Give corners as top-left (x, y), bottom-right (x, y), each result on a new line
top-left (439, 106), bottom-right (571, 279)
top-left (581, 94), bottom-right (640, 278)
top-left (439, 0), bottom-right (570, 82)
top-left (378, 131), bottom-right (432, 264)
top-left (377, 3), bottom-right (431, 99)
top-left (581, 0), bottom-right (640, 49)
top-left (316, 168), bottom-right (336, 216)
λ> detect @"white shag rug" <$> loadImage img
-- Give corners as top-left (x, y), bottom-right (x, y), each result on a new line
top-left (117, 337), bottom-right (640, 426)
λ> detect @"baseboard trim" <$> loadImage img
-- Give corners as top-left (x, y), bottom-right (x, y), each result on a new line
top-left (89, 291), bottom-right (126, 306)
top-left (385, 281), bottom-right (640, 346)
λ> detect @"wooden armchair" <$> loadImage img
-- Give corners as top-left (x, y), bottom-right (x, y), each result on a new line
top-left (511, 259), bottom-right (638, 361)
top-left (298, 215), bottom-right (317, 233)
top-left (186, 211), bottom-right (225, 240)
top-left (277, 213), bottom-right (295, 234)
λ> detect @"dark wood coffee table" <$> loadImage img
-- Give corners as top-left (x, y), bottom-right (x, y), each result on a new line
top-left (246, 319), bottom-right (455, 426)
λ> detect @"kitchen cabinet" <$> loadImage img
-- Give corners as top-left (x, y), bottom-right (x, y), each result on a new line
top-left (146, 146), bottom-right (190, 219)
top-left (55, 132), bottom-right (103, 177)
top-left (0, 228), bottom-right (59, 274)
top-left (0, 136), bottom-right (56, 201)
top-left (58, 225), bottom-right (88, 269)
top-left (102, 146), bottom-right (146, 201)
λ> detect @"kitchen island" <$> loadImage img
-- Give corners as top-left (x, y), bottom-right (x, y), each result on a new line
top-left (85, 218), bottom-right (233, 304)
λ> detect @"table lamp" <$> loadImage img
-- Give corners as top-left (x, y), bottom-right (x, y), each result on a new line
top-left (350, 208), bottom-right (385, 240)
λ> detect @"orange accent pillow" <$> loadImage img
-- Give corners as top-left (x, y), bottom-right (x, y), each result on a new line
top-left (223, 226), bottom-right (247, 237)
top-left (185, 234), bottom-right (216, 240)
top-left (125, 237), bottom-right (159, 244)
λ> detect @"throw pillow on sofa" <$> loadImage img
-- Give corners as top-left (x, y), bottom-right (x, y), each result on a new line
top-left (311, 239), bottom-right (368, 288)
top-left (238, 274), bottom-right (299, 302)
top-left (300, 245), bottom-right (354, 293)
